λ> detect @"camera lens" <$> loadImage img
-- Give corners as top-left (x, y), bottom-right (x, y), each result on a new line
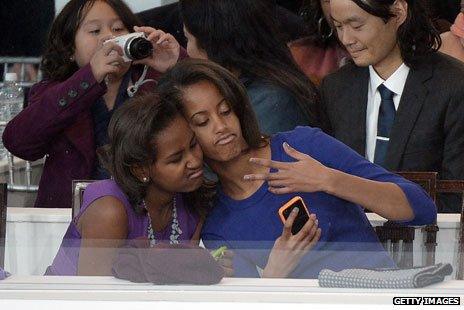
top-left (126, 37), bottom-right (153, 60)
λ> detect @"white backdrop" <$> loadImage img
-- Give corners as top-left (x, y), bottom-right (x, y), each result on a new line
top-left (55, 0), bottom-right (178, 14)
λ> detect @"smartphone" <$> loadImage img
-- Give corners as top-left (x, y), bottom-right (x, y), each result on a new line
top-left (278, 196), bottom-right (310, 235)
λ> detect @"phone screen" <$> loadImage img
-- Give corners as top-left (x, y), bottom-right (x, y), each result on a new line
top-left (282, 199), bottom-right (310, 235)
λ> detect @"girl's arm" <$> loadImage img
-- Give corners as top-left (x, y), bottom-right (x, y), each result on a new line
top-left (3, 42), bottom-right (124, 160)
top-left (245, 128), bottom-right (436, 225)
top-left (246, 143), bottom-right (414, 220)
top-left (133, 26), bottom-right (182, 74)
top-left (3, 64), bottom-right (106, 160)
top-left (77, 196), bottom-right (128, 276)
top-left (323, 166), bottom-right (413, 220)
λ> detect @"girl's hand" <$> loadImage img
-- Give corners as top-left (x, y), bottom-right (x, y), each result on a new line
top-left (90, 42), bottom-right (125, 83)
top-left (133, 26), bottom-right (180, 73)
top-left (262, 208), bottom-right (321, 278)
top-left (244, 142), bottom-right (334, 195)
top-left (217, 250), bottom-right (234, 277)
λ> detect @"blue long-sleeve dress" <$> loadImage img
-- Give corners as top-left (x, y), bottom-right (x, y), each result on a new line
top-left (201, 126), bottom-right (437, 278)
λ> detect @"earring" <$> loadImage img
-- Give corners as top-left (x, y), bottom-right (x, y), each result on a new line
top-left (142, 176), bottom-right (149, 183)
top-left (69, 56), bottom-right (74, 62)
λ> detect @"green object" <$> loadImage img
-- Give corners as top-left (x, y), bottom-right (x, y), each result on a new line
top-left (211, 246), bottom-right (227, 260)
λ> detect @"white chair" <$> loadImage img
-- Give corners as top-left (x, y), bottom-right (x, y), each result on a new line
top-left (71, 180), bottom-right (94, 219)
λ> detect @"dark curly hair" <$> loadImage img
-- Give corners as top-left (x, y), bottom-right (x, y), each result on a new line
top-left (350, 0), bottom-right (441, 68)
top-left (99, 92), bottom-right (213, 218)
top-left (179, 0), bottom-right (324, 129)
top-left (41, 0), bottom-right (141, 81)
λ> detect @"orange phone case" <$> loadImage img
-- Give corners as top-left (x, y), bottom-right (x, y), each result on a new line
top-left (278, 196), bottom-right (309, 224)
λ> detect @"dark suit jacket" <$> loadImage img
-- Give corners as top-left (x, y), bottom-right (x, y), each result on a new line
top-left (320, 52), bottom-right (464, 212)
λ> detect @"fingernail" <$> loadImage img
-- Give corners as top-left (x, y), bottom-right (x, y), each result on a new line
top-left (243, 175), bottom-right (250, 180)
top-left (283, 142), bottom-right (289, 148)
top-left (292, 207), bottom-right (299, 213)
top-left (315, 219), bottom-right (319, 225)
top-left (249, 158), bottom-right (256, 162)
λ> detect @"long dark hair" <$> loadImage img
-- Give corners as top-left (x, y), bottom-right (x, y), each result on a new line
top-left (351, 0), bottom-right (441, 68)
top-left (100, 92), bottom-right (212, 218)
top-left (157, 59), bottom-right (267, 150)
top-left (300, 0), bottom-right (338, 47)
top-left (179, 0), bottom-right (323, 128)
top-left (41, 0), bottom-right (141, 81)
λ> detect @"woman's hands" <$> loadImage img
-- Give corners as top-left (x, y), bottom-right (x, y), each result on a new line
top-left (244, 142), bottom-right (334, 195)
top-left (133, 26), bottom-right (180, 73)
top-left (262, 207), bottom-right (321, 278)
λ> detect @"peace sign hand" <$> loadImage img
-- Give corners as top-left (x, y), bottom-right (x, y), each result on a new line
top-left (244, 142), bottom-right (333, 195)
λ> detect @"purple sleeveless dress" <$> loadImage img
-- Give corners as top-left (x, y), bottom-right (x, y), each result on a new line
top-left (45, 179), bottom-right (199, 275)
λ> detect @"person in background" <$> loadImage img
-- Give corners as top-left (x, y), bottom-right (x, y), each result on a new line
top-left (289, 0), bottom-right (350, 84)
top-left (3, 0), bottom-right (182, 208)
top-left (137, 0), bottom-right (308, 49)
top-left (157, 59), bottom-right (436, 278)
top-left (440, 0), bottom-right (464, 62)
top-left (179, 0), bottom-right (325, 134)
top-left (320, 0), bottom-right (464, 212)
top-left (46, 93), bottom-right (223, 276)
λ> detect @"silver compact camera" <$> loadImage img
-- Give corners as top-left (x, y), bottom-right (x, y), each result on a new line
top-left (105, 32), bottom-right (153, 62)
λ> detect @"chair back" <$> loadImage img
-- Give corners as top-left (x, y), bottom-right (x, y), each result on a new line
top-left (0, 57), bottom-right (42, 88)
top-left (375, 172), bottom-right (438, 268)
top-left (396, 172), bottom-right (438, 201)
top-left (435, 180), bottom-right (464, 279)
top-left (72, 180), bottom-right (94, 219)
top-left (0, 183), bottom-right (8, 269)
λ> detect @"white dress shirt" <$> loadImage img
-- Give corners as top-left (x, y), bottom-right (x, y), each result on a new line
top-left (365, 63), bottom-right (410, 162)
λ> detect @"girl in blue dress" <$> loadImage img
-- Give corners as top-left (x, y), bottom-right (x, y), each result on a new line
top-left (157, 59), bottom-right (437, 278)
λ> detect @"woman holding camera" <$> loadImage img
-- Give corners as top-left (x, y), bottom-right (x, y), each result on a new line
top-left (3, 0), bottom-right (182, 208)
top-left (158, 59), bottom-right (437, 278)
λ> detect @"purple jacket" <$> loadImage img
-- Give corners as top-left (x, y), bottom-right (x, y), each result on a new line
top-left (2, 64), bottom-right (160, 208)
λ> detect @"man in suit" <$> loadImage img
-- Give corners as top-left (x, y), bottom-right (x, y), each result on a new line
top-left (321, 0), bottom-right (464, 212)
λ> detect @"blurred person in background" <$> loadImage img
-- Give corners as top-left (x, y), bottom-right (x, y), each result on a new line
top-left (179, 0), bottom-right (326, 134)
top-left (289, 0), bottom-right (350, 84)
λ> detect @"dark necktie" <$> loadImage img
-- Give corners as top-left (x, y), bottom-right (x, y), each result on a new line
top-left (374, 84), bottom-right (396, 167)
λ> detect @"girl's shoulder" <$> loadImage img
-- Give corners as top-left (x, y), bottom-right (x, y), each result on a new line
top-left (78, 179), bottom-right (131, 216)
top-left (272, 126), bottom-right (322, 147)
top-left (271, 126), bottom-right (349, 167)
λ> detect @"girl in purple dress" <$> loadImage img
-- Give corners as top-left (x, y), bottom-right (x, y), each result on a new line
top-left (46, 92), bottom-right (215, 276)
